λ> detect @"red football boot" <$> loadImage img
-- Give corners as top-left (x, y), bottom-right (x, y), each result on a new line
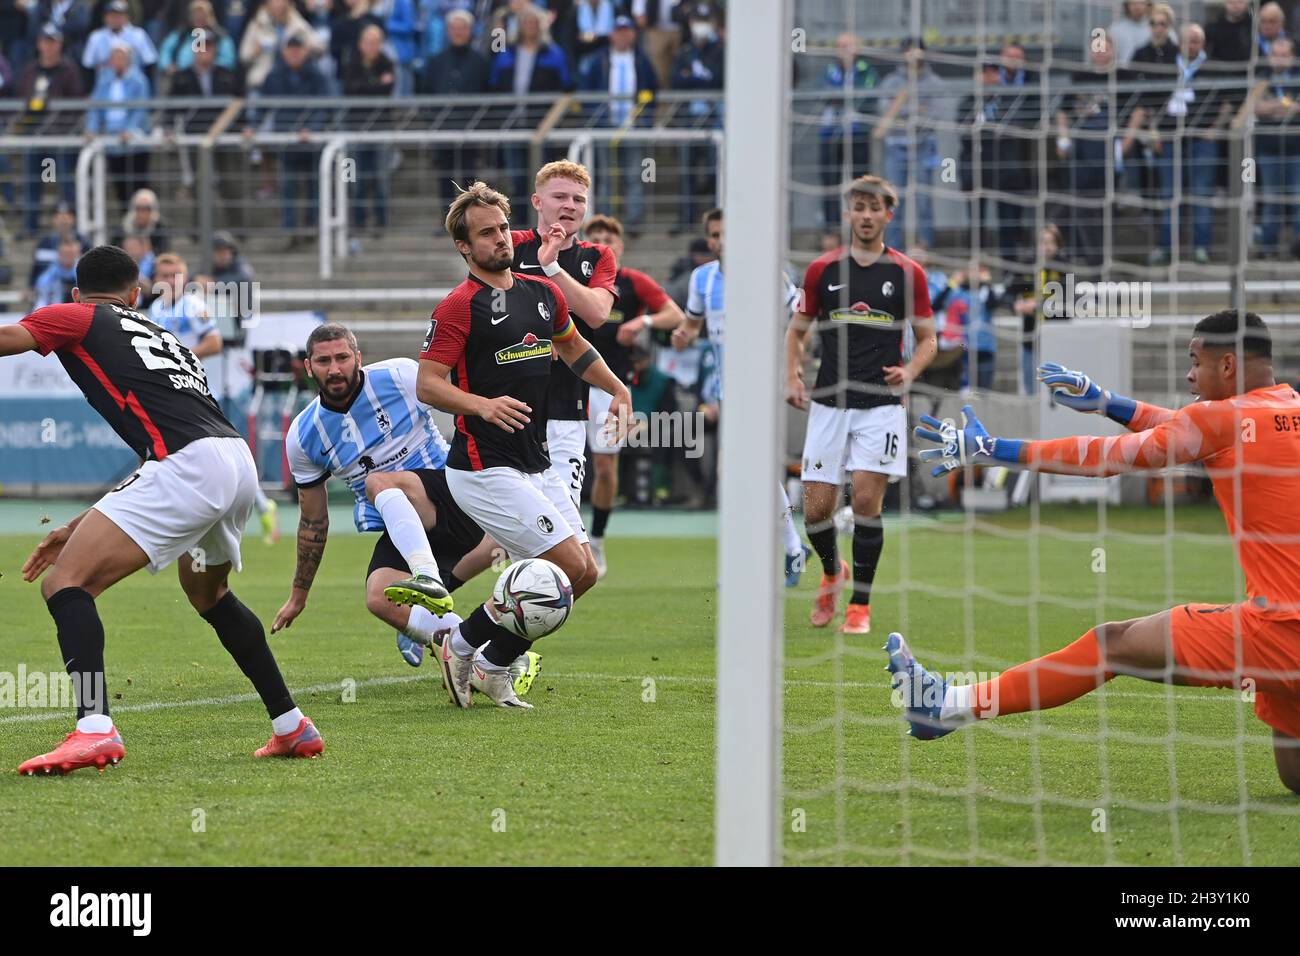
top-left (254, 717), bottom-right (324, 759)
top-left (18, 727), bottom-right (125, 776)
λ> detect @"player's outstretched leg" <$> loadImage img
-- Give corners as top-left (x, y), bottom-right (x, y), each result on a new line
top-left (367, 475), bottom-right (453, 615)
top-left (182, 561), bottom-right (323, 759)
top-left (884, 632), bottom-right (962, 740)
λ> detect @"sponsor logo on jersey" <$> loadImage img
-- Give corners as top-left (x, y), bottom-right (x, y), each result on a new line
top-left (495, 332), bottom-right (553, 365)
top-left (422, 319), bottom-right (437, 352)
top-left (829, 301), bottom-right (896, 325)
top-left (607, 308), bottom-right (625, 325)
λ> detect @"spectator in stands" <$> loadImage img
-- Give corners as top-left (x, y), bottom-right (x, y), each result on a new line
top-left (343, 23), bottom-right (395, 234)
top-left (14, 24), bottom-right (83, 236)
top-left (33, 235), bottom-right (84, 309)
top-left (1126, 0), bottom-right (1178, 206)
top-left (83, 0), bottom-right (158, 79)
top-left (169, 28), bottom-right (246, 228)
top-left (420, 8), bottom-right (488, 208)
top-left (239, 0), bottom-right (321, 92)
top-left (1260, 2), bottom-right (1288, 55)
top-left (1108, 0), bottom-right (1151, 66)
top-left (574, 0), bottom-right (615, 61)
top-left (112, 187), bottom-right (171, 252)
top-left (1055, 30), bottom-right (1130, 266)
top-left (23, 1), bottom-right (95, 69)
top-left (1, 0), bottom-right (29, 74)
top-left (1254, 36), bottom-right (1300, 258)
top-left (670, 1), bottom-right (723, 232)
top-left (876, 37), bottom-right (941, 250)
top-left (1205, 0), bottom-right (1253, 62)
top-left (158, 0), bottom-right (237, 82)
top-left (330, 0), bottom-right (384, 73)
top-left (488, 2), bottom-right (572, 93)
top-left (207, 229), bottom-right (257, 332)
top-left (957, 49), bottom-right (1038, 267)
top-left (0, 47), bottom-right (14, 212)
top-left (664, 235), bottom-right (710, 308)
top-left (817, 32), bottom-right (878, 231)
top-left (490, 2), bottom-right (573, 201)
top-left (255, 33), bottom-right (328, 238)
top-left (122, 233), bottom-right (156, 300)
top-left (578, 14), bottom-right (657, 234)
top-left (211, 229), bottom-right (255, 285)
top-left (86, 42), bottom-right (153, 206)
top-left (385, 0), bottom-right (419, 93)
top-left (170, 25), bottom-right (243, 99)
top-left (631, 0), bottom-right (683, 91)
top-left (28, 201), bottom-right (90, 291)
top-left (1009, 223), bottom-right (1066, 395)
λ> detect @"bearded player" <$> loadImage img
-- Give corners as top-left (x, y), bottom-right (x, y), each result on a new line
top-left (509, 161), bottom-right (618, 576)
top-left (268, 322), bottom-right (541, 696)
top-left (580, 213), bottom-right (685, 578)
top-left (391, 182), bottom-right (631, 708)
top-left (0, 245), bottom-right (321, 773)
top-left (785, 175), bottom-right (937, 634)
top-left (901, 310), bottom-right (1300, 794)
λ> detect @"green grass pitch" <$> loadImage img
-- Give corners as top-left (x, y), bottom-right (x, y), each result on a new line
top-left (0, 503), bottom-right (1295, 866)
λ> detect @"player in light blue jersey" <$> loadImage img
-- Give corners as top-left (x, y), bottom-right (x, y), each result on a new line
top-left (149, 252), bottom-right (281, 544)
top-left (671, 208), bottom-right (811, 585)
top-left (270, 324), bottom-right (540, 694)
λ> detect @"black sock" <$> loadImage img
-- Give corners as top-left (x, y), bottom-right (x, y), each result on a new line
top-left (201, 592), bottom-right (294, 720)
top-left (456, 604), bottom-right (499, 649)
top-left (591, 506), bottom-right (611, 539)
top-left (47, 587), bottom-right (108, 720)
top-left (806, 521), bottom-right (839, 577)
top-left (851, 515), bottom-right (884, 606)
top-left (445, 570), bottom-right (465, 593)
top-left (482, 630), bottom-right (532, 667)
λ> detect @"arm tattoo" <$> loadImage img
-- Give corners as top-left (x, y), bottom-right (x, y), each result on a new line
top-left (569, 346), bottom-right (600, 378)
top-left (292, 515), bottom-right (329, 591)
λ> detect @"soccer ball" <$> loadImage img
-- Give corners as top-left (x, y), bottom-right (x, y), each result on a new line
top-left (490, 558), bottom-right (574, 640)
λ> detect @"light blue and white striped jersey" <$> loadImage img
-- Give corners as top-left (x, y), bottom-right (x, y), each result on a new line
top-left (150, 292), bottom-right (217, 351)
top-left (686, 260), bottom-right (798, 402)
top-left (284, 358), bottom-right (450, 532)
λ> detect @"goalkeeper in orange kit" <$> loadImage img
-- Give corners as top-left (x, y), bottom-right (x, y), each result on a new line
top-left (897, 310), bottom-right (1300, 794)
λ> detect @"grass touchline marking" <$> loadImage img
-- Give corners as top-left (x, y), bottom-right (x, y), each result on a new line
top-left (0, 672), bottom-right (1241, 725)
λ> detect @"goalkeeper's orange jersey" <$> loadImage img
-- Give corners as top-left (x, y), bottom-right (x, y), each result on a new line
top-left (1025, 383), bottom-right (1300, 616)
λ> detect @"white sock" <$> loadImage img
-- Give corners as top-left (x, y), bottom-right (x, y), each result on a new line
top-left (940, 684), bottom-right (975, 722)
top-left (449, 625), bottom-right (476, 660)
top-left (403, 606), bottom-right (451, 645)
top-left (779, 484), bottom-right (803, 557)
top-left (272, 706), bottom-right (305, 735)
top-left (374, 488), bottom-right (439, 580)
top-left (77, 713), bottom-right (113, 734)
top-left (476, 656), bottom-right (509, 673)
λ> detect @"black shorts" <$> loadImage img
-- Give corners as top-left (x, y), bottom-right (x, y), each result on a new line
top-left (365, 469), bottom-right (486, 581)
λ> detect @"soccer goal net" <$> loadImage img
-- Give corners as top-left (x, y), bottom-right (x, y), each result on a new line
top-left (719, 0), bottom-right (1300, 867)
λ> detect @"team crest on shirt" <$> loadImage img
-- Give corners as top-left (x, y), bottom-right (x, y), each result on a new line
top-left (376, 409), bottom-right (392, 433)
top-left (537, 515), bottom-right (554, 534)
top-left (537, 301), bottom-right (551, 322)
top-left (581, 260), bottom-right (593, 277)
top-left (882, 281), bottom-right (895, 297)
top-left (829, 301), bottom-right (895, 326)
top-left (496, 331), bottom-right (553, 364)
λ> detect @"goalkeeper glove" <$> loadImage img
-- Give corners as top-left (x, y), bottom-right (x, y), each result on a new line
top-left (1036, 361), bottom-right (1137, 424)
top-left (914, 405), bottom-right (1023, 477)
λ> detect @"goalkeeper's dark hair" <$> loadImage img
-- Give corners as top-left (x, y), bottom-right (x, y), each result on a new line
top-left (75, 244), bottom-right (139, 295)
top-left (1193, 310), bottom-right (1272, 360)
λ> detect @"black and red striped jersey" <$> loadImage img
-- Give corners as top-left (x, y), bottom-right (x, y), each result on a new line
top-left (19, 301), bottom-right (240, 461)
top-left (510, 228), bottom-right (619, 421)
top-left (586, 267), bottom-right (670, 386)
top-left (799, 246), bottom-right (932, 409)
top-left (421, 272), bottom-right (576, 473)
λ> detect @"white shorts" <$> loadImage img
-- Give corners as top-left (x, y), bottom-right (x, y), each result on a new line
top-left (801, 402), bottom-right (908, 485)
top-left (584, 387), bottom-right (622, 455)
top-left (446, 465), bottom-right (585, 561)
top-left (546, 418), bottom-right (588, 498)
top-left (93, 436), bottom-right (259, 574)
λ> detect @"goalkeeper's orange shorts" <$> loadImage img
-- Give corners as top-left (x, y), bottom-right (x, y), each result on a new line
top-left (1172, 601), bottom-right (1300, 738)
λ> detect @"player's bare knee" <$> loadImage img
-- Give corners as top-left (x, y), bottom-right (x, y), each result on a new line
top-left (364, 470), bottom-right (406, 501)
top-left (184, 579), bottom-right (228, 614)
top-left (364, 585), bottom-right (390, 619)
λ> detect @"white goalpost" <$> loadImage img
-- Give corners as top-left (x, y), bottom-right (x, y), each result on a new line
top-left (714, 0), bottom-right (793, 867)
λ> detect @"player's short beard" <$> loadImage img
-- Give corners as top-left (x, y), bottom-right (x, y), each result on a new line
top-left (472, 248), bottom-right (513, 273)
top-left (322, 366), bottom-right (361, 405)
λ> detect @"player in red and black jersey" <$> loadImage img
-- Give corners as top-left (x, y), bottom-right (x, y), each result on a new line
top-left (399, 182), bottom-right (631, 709)
top-left (785, 175), bottom-right (937, 635)
top-left (581, 213), bottom-right (684, 578)
top-left (509, 161), bottom-right (619, 565)
top-left (0, 245), bottom-right (322, 775)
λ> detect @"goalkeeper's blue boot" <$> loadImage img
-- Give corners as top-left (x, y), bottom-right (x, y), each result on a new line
top-left (784, 544), bottom-right (811, 588)
top-left (884, 632), bottom-right (956, 740)
top-left (396, 631), bottom-right (424, 667)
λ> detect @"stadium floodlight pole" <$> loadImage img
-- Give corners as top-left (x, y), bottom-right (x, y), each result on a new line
top-left (715, 0), bottom-right (790, 868)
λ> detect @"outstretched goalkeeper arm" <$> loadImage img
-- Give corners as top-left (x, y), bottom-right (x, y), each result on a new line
top-left (915, 400), bottom-right (1238, 479)
top-left (1036, 360), bottom-right (1177, 432)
